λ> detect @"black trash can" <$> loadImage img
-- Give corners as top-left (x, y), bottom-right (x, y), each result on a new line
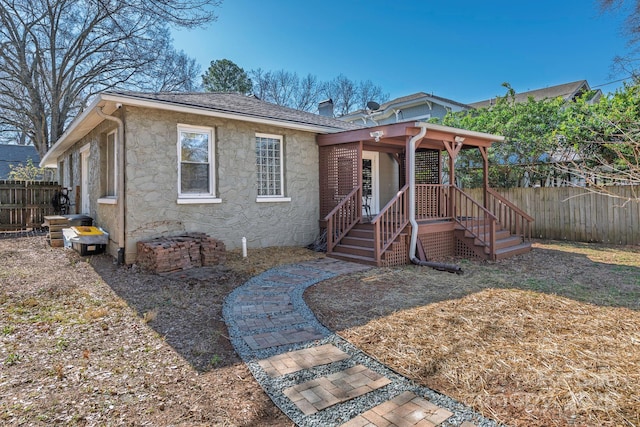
top-left (63, 214), bottom-right (93, 227)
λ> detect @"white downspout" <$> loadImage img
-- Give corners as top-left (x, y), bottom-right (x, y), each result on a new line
top-left (96, 106), bottom-right (126, 265)
top-left (408, 124), bottom-right (428, 262)
top-left (408, 124), bottom-right (463, 274)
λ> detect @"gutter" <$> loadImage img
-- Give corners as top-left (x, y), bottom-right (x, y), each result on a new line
top-left (95, 106), bottom-right (126, 265)
top-left (408, 124), bottom-right (463, 274)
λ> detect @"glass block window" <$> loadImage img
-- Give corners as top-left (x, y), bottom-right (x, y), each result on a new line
top-left (256, 133), bottom-right (284, 197)
top-left (178, 125), bottom-right (215, 197)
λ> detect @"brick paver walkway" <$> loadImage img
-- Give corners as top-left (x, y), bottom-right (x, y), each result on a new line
top-left (223, 257), bottom-right (500, 427)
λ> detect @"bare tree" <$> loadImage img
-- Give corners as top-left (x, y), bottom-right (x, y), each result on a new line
top-left (321, 74), bottom-right (389, 116)
top-left (0, 0), bottom-right (219, 157)
top-left (250, 69), bottom-right (321, 112)
top-left (250, 69), bottom-right (387, 115)
top-left (600, 0), bottom-right (640, 78)
top-left (132, 28), bottom-right (202, 92)
top-left (321, 74), bottom-right (358, 116)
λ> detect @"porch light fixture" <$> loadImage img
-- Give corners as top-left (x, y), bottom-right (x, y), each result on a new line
top-left (370, 130), bottom-right (384, 142)
top-left (454, 136), bottom-right (465, 145)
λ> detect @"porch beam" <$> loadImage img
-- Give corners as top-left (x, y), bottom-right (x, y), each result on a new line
top-left (317, 123), bottom-right (422, 146)
top-left (362, 143), bottom-right (404, 154)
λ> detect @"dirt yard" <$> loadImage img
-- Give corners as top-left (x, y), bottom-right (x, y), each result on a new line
top-left (1, 236), bottom-right (639, 426)
top-left (0, 236), bottom-right (320, 426)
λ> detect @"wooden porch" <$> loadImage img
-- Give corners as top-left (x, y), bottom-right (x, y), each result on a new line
top-left (317, 122), bottom-right (534, 267)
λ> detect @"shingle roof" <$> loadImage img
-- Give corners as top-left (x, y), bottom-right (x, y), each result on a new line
top-left (379, 92), bottom-right (471, 110)
top-left (0, 144), bottom-right (40, 179)
top-left (468, 80), bottom-right (594, 109)
top-left (107, 91), bottom-right (361, 131)
top-left (342, 92), bottom-right (471, 118)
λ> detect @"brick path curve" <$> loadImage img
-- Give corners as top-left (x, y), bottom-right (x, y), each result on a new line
top-left (223, 258), bottom-right (501, 427)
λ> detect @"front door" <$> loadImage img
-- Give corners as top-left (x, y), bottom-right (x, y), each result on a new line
top-left (362, 151), bottom-right (379, 217)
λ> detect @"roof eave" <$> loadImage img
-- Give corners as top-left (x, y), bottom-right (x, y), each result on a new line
top-left (40, 93), bottom-right (349, 168)
top-left (99, 93), bottom-right (350, 134)
top-left (421, 122), bottom-right (505, 142)
top-left (40, 95), bottom-right (108, 168)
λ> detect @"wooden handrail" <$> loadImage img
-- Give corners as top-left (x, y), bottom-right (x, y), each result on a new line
top-left (371, 184), bottom-right (409, 265)
top-left (415, 184), bottom-right (449, 220)
top-left (324, 186), bottom-right (362, 253)
top-left (486, 188), bottom-right (534, 241)
top-left (451, 186), bottom-right (498, 259)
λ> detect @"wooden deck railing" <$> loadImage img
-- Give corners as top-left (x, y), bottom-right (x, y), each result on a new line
top-left (415, 184), bottom-right (449, 220)
top-left (324, 186), bottom-right (362, 254)
top-left (371, 184), bottom-right (409, 265)
top-left (451, 186), bottom-right (498, 258)
top-left (486, 188), bottom-right (534, 242)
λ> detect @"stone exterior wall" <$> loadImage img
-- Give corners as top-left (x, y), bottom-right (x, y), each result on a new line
top-left (122, 106), bottom-right (320, 263)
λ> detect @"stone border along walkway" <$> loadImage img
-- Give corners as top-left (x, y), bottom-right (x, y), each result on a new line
top-left (223, 258), bottom-right (502, 427)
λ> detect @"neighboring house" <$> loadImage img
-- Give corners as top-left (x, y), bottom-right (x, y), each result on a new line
top-left (333, 92), bottom-right (471, 125)
top-left (469, 80), bottom-right (603, 188)
top-left (0, 144), bottom-right (40, 179)
top-left (40, 92), bottom-right (358, 264)
top-left (40, 91), bottom-right (533, 267)
top-left (468, 80), bottom-right (602, 109)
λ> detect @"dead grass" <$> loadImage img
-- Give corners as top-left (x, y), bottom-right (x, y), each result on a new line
top-left (0, 237), bottom-right (315, 426)
top-left (306, 240), bottom-right (640, 427)
top-left (3, 236), bottom-right (639, 426)
top-left (225, 246), bottom-right (325, 276)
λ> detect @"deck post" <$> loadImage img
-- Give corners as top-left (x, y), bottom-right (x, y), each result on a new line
top-left (443, 140), bottom-right (462, 219)
top-left (479, 147), bottom-right (489, 209)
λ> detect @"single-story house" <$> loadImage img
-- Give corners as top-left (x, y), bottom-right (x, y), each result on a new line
top-left (40, 91), bottom-right (532, 267)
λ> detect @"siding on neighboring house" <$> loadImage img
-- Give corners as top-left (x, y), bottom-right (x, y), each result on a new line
top-left (0, 145), bottom-right (40, 179)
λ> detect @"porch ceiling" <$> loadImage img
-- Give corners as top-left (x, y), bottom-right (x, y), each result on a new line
top-left (317, 121), bottom-right (505, 151)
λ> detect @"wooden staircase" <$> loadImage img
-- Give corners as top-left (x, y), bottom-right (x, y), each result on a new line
top-left (329, 223), bottom-right (408, 266)
top-left (329, 223), bottom-right (377, 265)
top-left (455, 221), bottom-right (532, 260)
top-left (323, 184), bottom-right (533, 267)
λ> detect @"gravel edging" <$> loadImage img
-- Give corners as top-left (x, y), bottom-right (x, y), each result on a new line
top-left (223, 260), bottom-right (504, 427)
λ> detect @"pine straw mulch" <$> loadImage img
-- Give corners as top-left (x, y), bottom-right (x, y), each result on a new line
top-left (305, 241), bottom-right (640, 427)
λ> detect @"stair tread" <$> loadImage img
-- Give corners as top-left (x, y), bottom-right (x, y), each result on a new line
top-left (327, 253), bottom-right (377, 266)
top-left (495, 242), bottom-right (532, 254)
top-left (336, 243), bottom-right (374, 249)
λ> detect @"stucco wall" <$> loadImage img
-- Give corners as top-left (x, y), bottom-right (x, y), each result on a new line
top-left (58, 119), bottom-right (120, 257)
top-left (122, 107), bottom-right (320, 263)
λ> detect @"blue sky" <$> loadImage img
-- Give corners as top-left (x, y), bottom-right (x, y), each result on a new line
top-left (172, 0), bottom-right (633, 105)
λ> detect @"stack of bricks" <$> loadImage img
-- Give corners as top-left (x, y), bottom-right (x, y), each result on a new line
top-left (136, 233), bottom-right (226, 273)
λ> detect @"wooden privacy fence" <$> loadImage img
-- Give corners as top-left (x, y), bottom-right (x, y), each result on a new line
top-left (466, 186), bottom-right (640, 245)
top-left (0, 180), bottom-right (60, 231)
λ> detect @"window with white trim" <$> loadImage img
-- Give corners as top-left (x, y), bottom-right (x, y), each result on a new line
top-left (178, 125), bottom-right (215, 198)
top-left (255, 133), bottom-right (285, 198)
top-left (101, 130), bottom-right (117, 197)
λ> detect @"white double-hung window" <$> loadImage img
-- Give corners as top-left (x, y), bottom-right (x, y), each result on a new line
top-left (256, 133), bottom-right (290, 202)
top-left (177, 125), bottom-right (219, 203)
